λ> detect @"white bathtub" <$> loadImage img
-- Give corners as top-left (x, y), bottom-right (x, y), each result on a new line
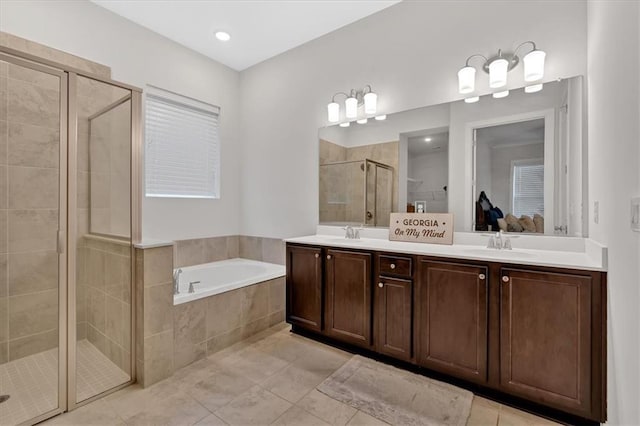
top-left (173, 258), bottom-right (286, 305)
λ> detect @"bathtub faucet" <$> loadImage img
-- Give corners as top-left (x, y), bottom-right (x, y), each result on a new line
top-left (188, 281), bottom-right (200, 294)
top-left (173, 268), bottom-right (182, 295)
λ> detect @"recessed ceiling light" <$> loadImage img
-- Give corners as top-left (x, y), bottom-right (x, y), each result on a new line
top-left (374, 115), bottom-right (387, 121)
top-left (339, 122), bottom-right (350, 127)
top-left (356, 118), bottom-right (368, 124)
top-left (424, 137), bottom-right (432, 143)
top-left (215, 31), bottom-right (231, 41)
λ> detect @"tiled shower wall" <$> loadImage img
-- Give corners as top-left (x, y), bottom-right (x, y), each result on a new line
top-left (0, 57), bottom-right (61, 365)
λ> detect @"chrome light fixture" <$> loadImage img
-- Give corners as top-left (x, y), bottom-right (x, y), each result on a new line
top-left (327, 85), bottom-right (377, 123)
top-left (457, 41), bottom-right (546, 100)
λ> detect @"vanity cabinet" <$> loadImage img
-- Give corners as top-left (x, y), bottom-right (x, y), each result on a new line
top-left (325, 249), bottom-right (373, 349)
top-left (285, 245), bottom-right (323, 332)
top-left (499, 268), bottom-right (599, 418)
top-left (375, 254), bottom-right (414, 360)
top-left (285, 242), bottom-right (606, 423)
top-left (415, 259), bottom-right (489, 384)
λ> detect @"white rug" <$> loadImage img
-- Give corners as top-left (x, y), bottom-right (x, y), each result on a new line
top-left (317, 355), bottom-right (473, 426)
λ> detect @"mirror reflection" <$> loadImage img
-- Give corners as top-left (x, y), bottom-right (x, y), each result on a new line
top-left (318, 76), bottom-right (585, 237)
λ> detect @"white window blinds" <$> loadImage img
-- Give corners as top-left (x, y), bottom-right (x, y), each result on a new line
top-left (512, 160), bottom-right (544, 217)
top-left (145, 91), bottom-right (220, 198)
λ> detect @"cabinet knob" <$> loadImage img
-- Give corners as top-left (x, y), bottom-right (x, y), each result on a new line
top-left (378, 282), bottom-right (384, 288)
top-left (314, 253), bottom-right (319, 258)
top-left (327, 255), bottom-right (332, 260)
top-left (502, 276), bottom-right (510, 283)
top-left (390, 263), bottom-right (396, 269)
top-left (478, 273), bottom-right (485, 280)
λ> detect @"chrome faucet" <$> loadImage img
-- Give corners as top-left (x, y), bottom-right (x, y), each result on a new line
top-left (173, 268), bottom-right (182, 295)
top-left (487, 230), bottom-right (512, 250)
top-left (343, 225), bottom-right (362, 240)
top-left (188, 281), bottom-right (200, 294)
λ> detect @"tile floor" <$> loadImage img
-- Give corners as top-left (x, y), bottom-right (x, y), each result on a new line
top-left (0, 340), bottom-right (130, 425)
top-left (42, 324), bottom-right (560, 426)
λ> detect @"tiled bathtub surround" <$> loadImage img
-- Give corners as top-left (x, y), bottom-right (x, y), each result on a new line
top-left (174, 235), bottom-right (285, 268)
top-left (0, 54), bottom-right (61, 365)
top-left (174, 277), bottom-right (285, 370)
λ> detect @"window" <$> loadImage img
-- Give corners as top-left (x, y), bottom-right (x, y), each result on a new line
top-left (145, 88), bottom-right (220, 198)
top-left (512, 159), bottom-right (544, 217)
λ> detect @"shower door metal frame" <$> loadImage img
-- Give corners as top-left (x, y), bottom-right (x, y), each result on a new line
top-left (363, 159), bottom-right (394, 226)
top-left (0, 51), bottom-right (68, 426)
top-left (0, 45), bottom-right (142, 422)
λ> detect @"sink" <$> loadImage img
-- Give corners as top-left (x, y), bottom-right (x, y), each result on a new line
top-left (323, 238), bottom-right (365, 244)
top-left (461, 248), bottom-right (538, 259)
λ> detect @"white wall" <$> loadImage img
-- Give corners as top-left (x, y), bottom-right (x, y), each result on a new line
top-left (0, 0), bottom-right (242, 241)
top-left (587, 1), bottom-right (640, 425)
top-left (407, 151), bottom-right (448, 213)
top-left (240, 0), bottom-right (587, 238)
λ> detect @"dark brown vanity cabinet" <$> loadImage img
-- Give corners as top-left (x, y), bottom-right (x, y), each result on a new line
top-left (499, 268), bottom-right (602, 419)
top-left (325, 249), bottom-right (373, 349)
top-left (285, 242), bottom-right (607, 423)
top-left (286, 245), bottom-right (323, 332)
top-left (375, 255), bottom-right (414, 361)
top-left (415, 259), bottom-right (489, 384)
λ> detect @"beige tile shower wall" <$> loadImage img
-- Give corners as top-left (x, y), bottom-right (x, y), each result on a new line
top-left (319, 140), bottom-right (348, 223)
top-left (135, 245), bottom-right (174, 387)
top-left (173, 277), bottom-right (285, 371)
top-left (83, 236), bottom-right (131, 376)
top-left (0, 57), bottom-right (61, 364)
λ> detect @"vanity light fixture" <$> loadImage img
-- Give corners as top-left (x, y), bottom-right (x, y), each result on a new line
top-left (374, 115), bottom-right (387, 121)
top-left (215, 31), bottom-right (231, 41)
top-left (357, 118), bottom-right (368, 124)
top-left (493, 90), bottom-right (510, 99)
top-left (524, 83), bottom-right (543, 93)
top-left (464, 96), bottom-right (480, 103)
top-left (327, 85), bottom-right (377, 122)
top-left (457, 41), bottom-right (546, 97)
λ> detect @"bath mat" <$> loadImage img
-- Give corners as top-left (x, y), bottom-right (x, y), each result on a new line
top-left (317, 355), bottom-right (473, 426)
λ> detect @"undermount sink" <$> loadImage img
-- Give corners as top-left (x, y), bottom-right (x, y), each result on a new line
top-left (323, 238), bottom-right (365, 244)
top-left (461, 248), bottom-right (539, 259)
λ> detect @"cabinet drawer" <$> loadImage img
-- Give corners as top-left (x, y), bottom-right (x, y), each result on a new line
top-left (379, 255), bottom-right (412, 277)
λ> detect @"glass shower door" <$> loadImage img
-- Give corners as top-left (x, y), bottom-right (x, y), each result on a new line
top-left (0, 55), bottom-right (67, 424)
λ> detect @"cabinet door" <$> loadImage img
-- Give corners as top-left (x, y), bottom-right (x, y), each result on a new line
top-left (286, 245), bottom-right (323, 332)
top-left (325, 249), bottom-right (373, 348)
top-left (416, 260), bottom-right (488, 384)
top-left (500, 268), bottom-right (591, 416)
top-left (376, 277), bottom-right (412, 361)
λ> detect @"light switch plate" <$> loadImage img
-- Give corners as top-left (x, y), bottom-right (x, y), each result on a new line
top-left (632, 197), bottom-right (640, 232)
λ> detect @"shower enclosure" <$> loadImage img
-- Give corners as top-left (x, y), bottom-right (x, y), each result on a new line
top-left (0, 46), bottom-right (141, 425)
top-left (319, 159), bottom-right (394, 227)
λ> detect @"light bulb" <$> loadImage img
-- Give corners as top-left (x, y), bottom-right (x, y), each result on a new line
top-left (364, 92), bottom-right (377, 114)
top-left (489, 58), bottom-right (509, 88)
top-left (492, 90), bottom-right (509, 98)
top-left (339, 122), bottom-right (350, 127)
top-left (458, 66), bottom-right (476, 94)
top-left (356, 118), bottom-right (368, 124)
top-left (525, 84), bottom-right (543, 93)
top-left (523, 50), bottom-right (546, 82)
top-left (345, 97), bottom-right (358, 119)
top-left (374, 115), bottom-right (387, 121)
top-left (424, 137), bottom-right (432, 143)
top-left (464, 96), bottom-right (480, 103)
top-left (327, 102), bottom-right (340, 123)
top-left (215, 31), bottom-right (231, 41)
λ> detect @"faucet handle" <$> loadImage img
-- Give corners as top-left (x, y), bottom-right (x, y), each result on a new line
top-left (503, 237), bottom-right (512, 250)
top-left (487, 236), bottom-right (496, 249)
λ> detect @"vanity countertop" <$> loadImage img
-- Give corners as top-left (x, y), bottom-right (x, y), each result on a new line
top-left (285, 234), bottom-right (607, 272)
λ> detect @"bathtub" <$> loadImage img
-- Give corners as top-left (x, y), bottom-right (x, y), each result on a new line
top-left (174, 258), bottom-right (286, 305)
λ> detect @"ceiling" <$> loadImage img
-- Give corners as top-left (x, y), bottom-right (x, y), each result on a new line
top-left (91, 0), bottom-right (400, 71)
top-left (408, 131), bottom-right (449, 156)
top-left (476, 119), bottom-right (545, 147)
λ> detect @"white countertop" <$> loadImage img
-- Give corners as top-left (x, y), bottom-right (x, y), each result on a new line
top-left (285, 234), bottom-right (607, 272)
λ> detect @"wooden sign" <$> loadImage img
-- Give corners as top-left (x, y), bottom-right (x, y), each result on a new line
top-left (389, 213), bottom-right (454, 245)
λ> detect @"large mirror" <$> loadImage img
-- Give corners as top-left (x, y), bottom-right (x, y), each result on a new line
top-left (318, 76), bottom-right (586, 236)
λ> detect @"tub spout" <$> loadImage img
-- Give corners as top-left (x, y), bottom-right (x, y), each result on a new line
top-left (173, 268), bottom-right (182, 295)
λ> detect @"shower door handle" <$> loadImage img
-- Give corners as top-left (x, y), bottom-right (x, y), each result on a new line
top-left (57, 230), bottom-right (65, 254)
